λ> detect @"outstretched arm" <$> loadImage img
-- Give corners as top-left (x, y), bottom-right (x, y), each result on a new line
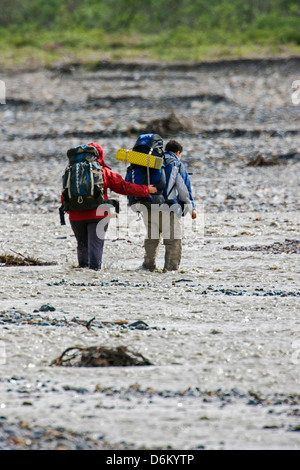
top-left (104, 168), bottom-right (156, 197)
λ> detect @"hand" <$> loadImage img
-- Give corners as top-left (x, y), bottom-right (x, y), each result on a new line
top-left (192, 210), bottom-right (197, 219)
top-left (148, 185), bottom-right (157, 194)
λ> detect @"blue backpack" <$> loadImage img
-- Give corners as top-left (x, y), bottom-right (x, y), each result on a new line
top-left (132, 133), bottom-right (164, 158)
top-left (125, 133), bottom-right (166, 206)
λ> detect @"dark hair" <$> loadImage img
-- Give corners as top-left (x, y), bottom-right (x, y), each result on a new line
top-left (165, 140), bottom-right (183, 154)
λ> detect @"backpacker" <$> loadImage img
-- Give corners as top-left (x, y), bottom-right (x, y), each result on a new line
top-left (62, 145), bottom-right (104, 211)
top-left (125, 133), bottom-right (166, 206)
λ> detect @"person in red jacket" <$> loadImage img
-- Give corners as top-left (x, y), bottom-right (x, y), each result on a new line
top-left (62, 142), bottom-right (157, 270)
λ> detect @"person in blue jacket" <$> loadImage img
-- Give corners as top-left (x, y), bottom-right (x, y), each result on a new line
top-left (142, 140), bottom-right (196, 272)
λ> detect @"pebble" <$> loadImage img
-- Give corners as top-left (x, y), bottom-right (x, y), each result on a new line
top-left (1, 383), bottom-right (298, 448)
top-left (0, 308), bottom-right (159, 329)
top-left (46, 279), bottom-right (300, 297)
top-left (39, 304), bottom-right (56, 312)
top-left (224, 239), bottom-right (300, 254)
top-left (0, 420), bottom-right (136, 450)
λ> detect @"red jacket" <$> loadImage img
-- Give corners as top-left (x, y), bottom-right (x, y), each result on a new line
top-left (62, 142), bottom-right (149, 221)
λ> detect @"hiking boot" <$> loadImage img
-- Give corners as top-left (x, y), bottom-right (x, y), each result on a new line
top-left (163, 263), bottom-right (179, 272)
top-left (141, 262), bottom-right (156, 272)
top-left (141, 255), bottom-right (157, 272)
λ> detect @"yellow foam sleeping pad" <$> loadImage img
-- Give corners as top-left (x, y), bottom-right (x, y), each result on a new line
top-left (116, 149), bottom-right (163, 169)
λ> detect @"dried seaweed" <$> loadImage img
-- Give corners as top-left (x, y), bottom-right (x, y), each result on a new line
top-left (51, 345), bottom-right (152, 367)
top-left (0, 250), bottom-right (55, 266)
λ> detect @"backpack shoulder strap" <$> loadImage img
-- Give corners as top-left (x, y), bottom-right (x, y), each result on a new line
top-left (164, 156), bottom-right (180, 198)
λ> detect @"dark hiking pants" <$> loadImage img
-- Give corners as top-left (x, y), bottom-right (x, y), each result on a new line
top-left (70, 218), bottom-right (108, 270)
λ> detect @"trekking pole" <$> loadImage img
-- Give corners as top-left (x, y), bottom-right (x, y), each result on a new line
top-left (146, 148), bottom-right (153, 186)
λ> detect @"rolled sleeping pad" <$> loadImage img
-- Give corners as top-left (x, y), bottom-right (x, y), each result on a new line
top-left (116, 148), bottom-right (163, 170)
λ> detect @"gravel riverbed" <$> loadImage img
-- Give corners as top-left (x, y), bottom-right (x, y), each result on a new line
top-left (0, 58), bottom-right (299, 450)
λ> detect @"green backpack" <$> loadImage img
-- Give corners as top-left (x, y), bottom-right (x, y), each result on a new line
top-left (62, 145), bottom-right (104, 211)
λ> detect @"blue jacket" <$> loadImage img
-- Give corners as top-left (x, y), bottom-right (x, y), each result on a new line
top-left (163, 152), bottom-right (195, 211)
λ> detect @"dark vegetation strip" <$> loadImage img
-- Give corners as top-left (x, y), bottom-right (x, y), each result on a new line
top-left (5, 93), bottom-right (229, 108)
top-left (6, 128), bottom-right (300, 141)
top-left (4, 56), bottom-right (300, 76)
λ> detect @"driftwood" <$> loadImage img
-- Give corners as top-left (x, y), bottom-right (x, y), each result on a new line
top-left (0, 249), bottom-right (55, 266)
top-left (51, 345), bottom-right (152, 367)
top-left (247, 151), bottom-right (300, 167)
top-left (71, 316), bottom-right (96, 331)
top-left (129, 112), bottom-right (193, 137)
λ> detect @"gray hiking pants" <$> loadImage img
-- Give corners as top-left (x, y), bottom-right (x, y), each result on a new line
top-left (142, 209), bottom-right (182, 271)
top-left (70, 218), bottom-right (108, 270)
